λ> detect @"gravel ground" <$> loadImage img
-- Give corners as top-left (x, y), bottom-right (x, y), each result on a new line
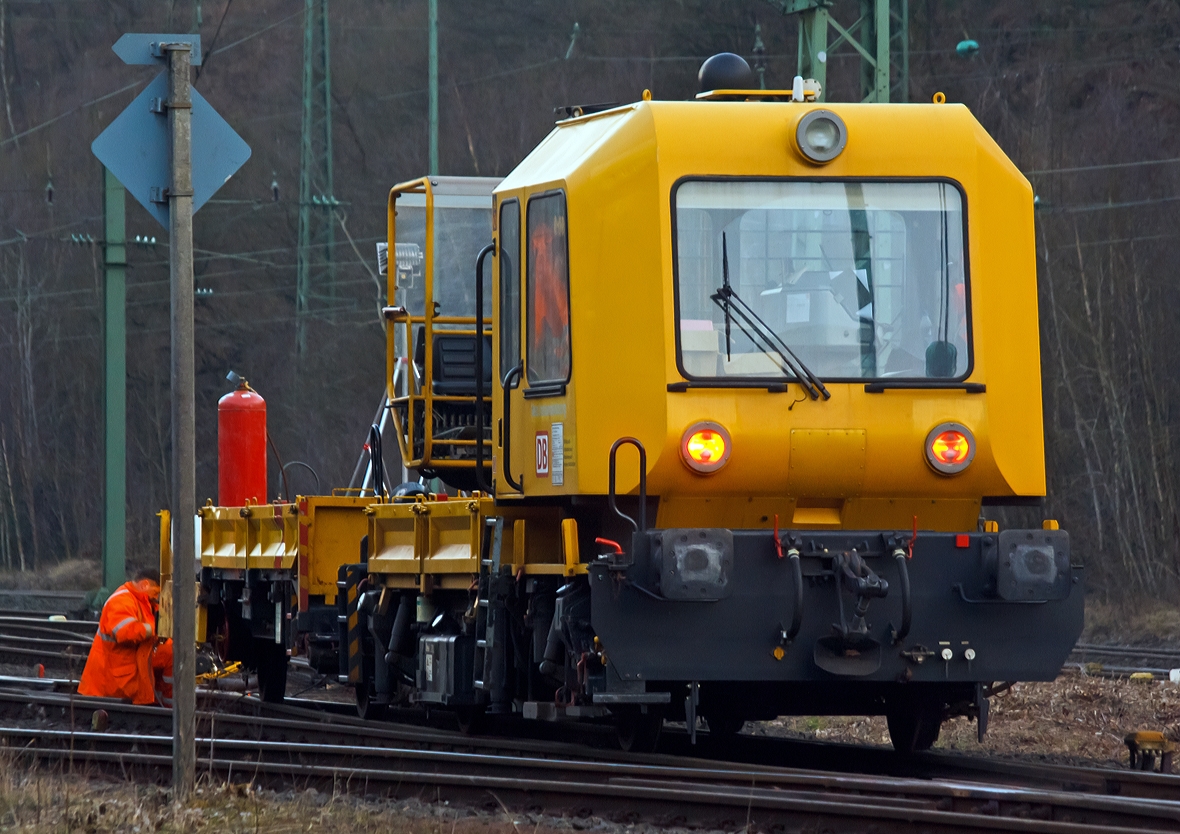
top-left (748, 668), bottom-right (1180, 768)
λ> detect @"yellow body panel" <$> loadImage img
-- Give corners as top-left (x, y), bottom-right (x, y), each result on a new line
top-left (486, 100), bottom-right (1042, 532)
top-left (197, 503), bottom-right (297, 571)
top-left (297, 494), bottom-right (378, 604)
top-left (367, 497), bottom-right (580, 579)
top-left (191, 496), bottom-right (377, 608)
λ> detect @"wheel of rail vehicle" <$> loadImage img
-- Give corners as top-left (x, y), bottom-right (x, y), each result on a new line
top-left (455, 705), bottom-right (487, 735)
top-left (886, 698), bottom-right (943, 754)
top-left (355, 681), bottom-right (387, 720)
top-left (210, 607), bottom-right (253, 667)
top-left (704, 711), bottom-right (746, 739)
top-left (253, 638), bottom-right (288, 704)
top-left (616, 708), bottom-right (664, 753)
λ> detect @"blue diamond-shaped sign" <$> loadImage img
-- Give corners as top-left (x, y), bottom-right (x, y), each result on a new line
top-left (92, 72), bottom-right (251, 229)
top-left (112, 33), bottom-right (202, 66)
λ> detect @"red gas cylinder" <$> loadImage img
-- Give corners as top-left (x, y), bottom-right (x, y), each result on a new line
top-left (218, 382), bottom-right (267, 507)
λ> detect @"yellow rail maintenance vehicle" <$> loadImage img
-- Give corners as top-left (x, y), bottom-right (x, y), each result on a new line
top-left (342, 54), bottom-right (1082, 752)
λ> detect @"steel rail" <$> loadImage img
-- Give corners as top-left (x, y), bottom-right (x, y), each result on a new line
top-left (0, 646), bottom-right (86, 665)
top-left (3, 726), bottom-right (1177, 834)
top-left (664, 725), bottom-right (1180, 803)
top-left (919, 749), bottom-right (1180, 802)
top-left (1072, 644), bottom-right (1180, 662)
top-left (11, 724), bottom-right (1180, 824)
top-left (0, 633), bottom-right (93, 649)
top-left (0, 616), bottom-right (97, 635)
top-left (0, 607), bottom-right (74, 619)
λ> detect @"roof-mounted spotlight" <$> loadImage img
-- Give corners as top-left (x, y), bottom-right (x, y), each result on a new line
top-left (795, 109), bottom-right (847, 164)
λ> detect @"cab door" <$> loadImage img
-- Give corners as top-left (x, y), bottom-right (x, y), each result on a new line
top-left (494, 190), bottom-right (572, 497)
top-left (493, 196), bottom-right (524, 495)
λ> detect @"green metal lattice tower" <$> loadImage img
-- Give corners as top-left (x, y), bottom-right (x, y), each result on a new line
top-left (296, 0), bottom-right (336, 356)
top-left (428, 0), bottom-right (438, 175)
top-left (771, 0), bottom-right (909, 103)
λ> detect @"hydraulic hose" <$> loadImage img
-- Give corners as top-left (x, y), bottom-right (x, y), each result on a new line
top-left (892, 548), bottom-right (912, 643)
top-left (785, 547), bottom-right (802, 643)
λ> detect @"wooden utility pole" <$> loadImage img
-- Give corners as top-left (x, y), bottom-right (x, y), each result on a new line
top-left (93, 31), bottom-right (249, 801)
top-left (165, 40), bottom-right (196, 802)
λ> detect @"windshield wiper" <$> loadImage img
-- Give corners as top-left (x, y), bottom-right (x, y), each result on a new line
top-left (711, 233), bottom-right (830, 401)
top-left (721, 233), bottom-right (733, 360)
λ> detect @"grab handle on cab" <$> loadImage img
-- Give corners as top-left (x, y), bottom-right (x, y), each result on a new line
top-left (501, 363), bottom-right (524, 492)
top-left (474, 242), bottom-right (494, 493)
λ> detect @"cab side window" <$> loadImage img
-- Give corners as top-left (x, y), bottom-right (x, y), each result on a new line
top-left (526, 192), bottom-right (571, 385)
top-left (499, 199), bottom-right (521, 379)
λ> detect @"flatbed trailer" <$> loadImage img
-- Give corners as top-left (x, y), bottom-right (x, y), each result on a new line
top-left (163, 494), bottom-right (378, 700)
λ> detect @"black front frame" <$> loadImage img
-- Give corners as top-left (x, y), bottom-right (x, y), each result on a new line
top-left (588, 527), bottom-right (1081, 688)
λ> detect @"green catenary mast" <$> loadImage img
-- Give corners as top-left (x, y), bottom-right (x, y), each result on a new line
top-left (297, 0), bottom-right (336, 356)
top-left (772, 0), bottom-right (909, 103)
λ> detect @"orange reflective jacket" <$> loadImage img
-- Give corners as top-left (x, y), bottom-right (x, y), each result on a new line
top-left (153, 637), bottom-right (174, 707)
top-left (78, 580), bottom-right (169, 705)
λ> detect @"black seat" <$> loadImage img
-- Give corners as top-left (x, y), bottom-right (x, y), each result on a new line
top-left (432, 334), bottom-right (493, 396)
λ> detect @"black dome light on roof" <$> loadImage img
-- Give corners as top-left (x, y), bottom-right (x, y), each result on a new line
top-left (698, 53), bottom-right (755, 94)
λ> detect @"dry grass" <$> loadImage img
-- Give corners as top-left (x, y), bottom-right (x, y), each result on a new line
top-left (0, 558), bottom-right (101, 592)
top-left (0, 768), bottom-right (589, 834)
top-left (1083, 599), bottom-right (1180, 645)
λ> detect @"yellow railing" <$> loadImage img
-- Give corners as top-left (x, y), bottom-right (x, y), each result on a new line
top-left (385, 177), bottom-right (491, 472)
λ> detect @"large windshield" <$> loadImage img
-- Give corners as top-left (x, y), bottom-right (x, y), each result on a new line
top-left (674, 180), bottom-right (968, 381)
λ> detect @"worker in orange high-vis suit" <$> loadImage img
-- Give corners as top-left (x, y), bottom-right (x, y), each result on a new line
top-left (78, 568), bottom-right (174, 706)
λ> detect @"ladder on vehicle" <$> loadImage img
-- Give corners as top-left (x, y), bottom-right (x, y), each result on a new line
top-left (473, 517), bottom-right (504, 692)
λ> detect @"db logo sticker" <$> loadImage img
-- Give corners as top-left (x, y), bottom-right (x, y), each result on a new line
top-left (535, 431), bottom-right (549, 478)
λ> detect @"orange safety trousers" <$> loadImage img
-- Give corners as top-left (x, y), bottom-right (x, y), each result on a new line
top-left (78, 580), bottom-right (173, 706)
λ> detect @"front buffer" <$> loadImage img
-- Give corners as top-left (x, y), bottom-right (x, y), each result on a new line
top-left (587, 527), bottom-right (1083, 751)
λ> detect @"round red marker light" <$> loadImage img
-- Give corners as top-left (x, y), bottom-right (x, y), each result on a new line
top-left (681, 421), bottom-right (731, 474)
top-left (925, 422), bottom-right (975, 475)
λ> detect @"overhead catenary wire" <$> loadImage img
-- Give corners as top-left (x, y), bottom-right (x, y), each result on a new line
top-left (195, 0), bottom-right (236, 82)
top-left (1037, 194), bottom-right (1180, 214)
top-left (0, 81), bottom-right (143, 150)
top-left (1027, 156), bottom-right (1180, 176)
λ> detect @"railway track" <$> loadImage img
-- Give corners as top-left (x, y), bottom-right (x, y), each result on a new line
top-left (1070, 643), bottom-right (1180, 676)
top-left (0, 616), bottom-right (1177, 830)
top-left (0, 615), bottom-right (95, 675)
top-left (0, 683), bottom-right (1178, 833)
top-left (1073, 643), bottom-right (1180, 661)
top-left (4, 720), bottom-right (1178, 832)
